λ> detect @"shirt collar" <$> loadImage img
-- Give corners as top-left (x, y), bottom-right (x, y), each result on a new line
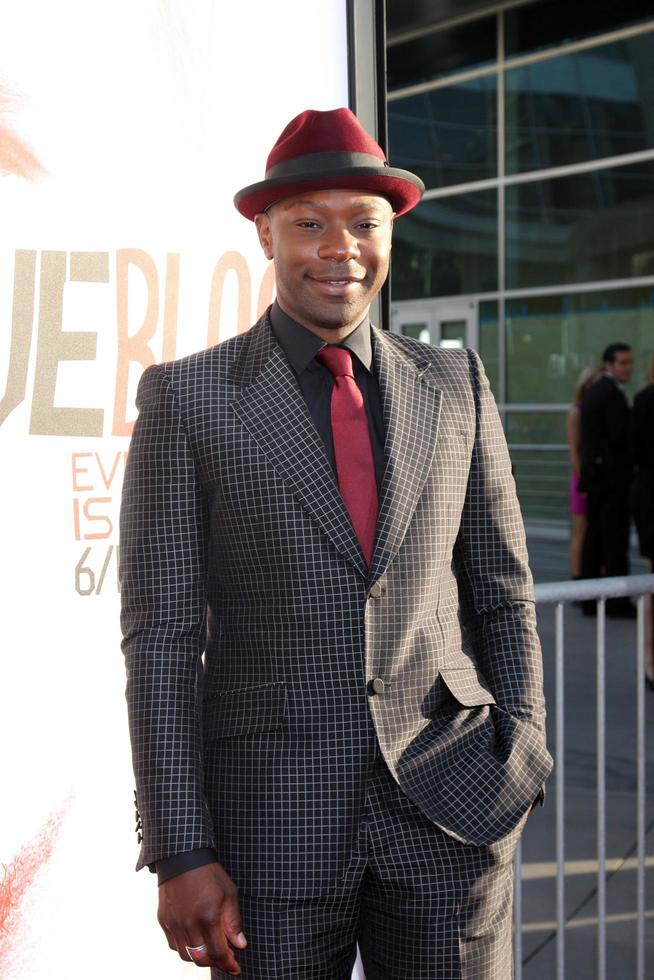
top-left (269, 300), bottom-right (373, 375)
top-left (603, 370), bottom-right (624, 390)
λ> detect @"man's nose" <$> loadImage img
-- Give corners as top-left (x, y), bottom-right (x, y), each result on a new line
top-left (318, 226), bottom-right (360, 261)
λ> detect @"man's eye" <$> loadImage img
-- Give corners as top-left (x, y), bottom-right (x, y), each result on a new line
top-left (296, 220), bottom-right (321, 229)
top-left (357, 222), bottom-right (380, 230)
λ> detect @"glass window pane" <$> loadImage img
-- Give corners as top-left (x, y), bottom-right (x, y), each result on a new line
top-left (440, 321), bottom-right (467, 346)
top-left (401, 321), bottom-right (431, 342)
top-left (504, 0), bottom-right (651, 58)
top-left (505, 286), bottom-right (654, 404)
top-left (506, 414), bottom-right (569, 523)
top-left (391, 190), bottom-right (498, 299)
top-left (389, 78), bottom-right (497, 188)
top-left (387, 16), bottom-right (496, 91)
top-left (507, 412), bottom-right (567, 444)
top-left (505, 35), bottom-right (654, 173)
top-left (506, 160), bottom-right (654, 289)
top-left (479, 300), bottom-right (499, 397)
top-left (387, 0), bottom-right (494, 38)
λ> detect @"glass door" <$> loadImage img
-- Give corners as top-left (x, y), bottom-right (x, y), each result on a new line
top-left (391, 299), bottom-right (478, 350)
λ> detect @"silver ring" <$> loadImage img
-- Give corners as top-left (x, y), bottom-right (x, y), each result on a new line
top-left (185, 943), bottom-right (208, 961)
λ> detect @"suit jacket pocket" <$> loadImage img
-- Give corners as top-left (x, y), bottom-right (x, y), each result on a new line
top-left (439, 666), bottom-right (496, 707)
top-left (203, 682), bottom-right (287, 740)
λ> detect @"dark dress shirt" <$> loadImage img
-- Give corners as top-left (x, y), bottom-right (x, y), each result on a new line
top-left (156, 302), bottom-right (386, 884)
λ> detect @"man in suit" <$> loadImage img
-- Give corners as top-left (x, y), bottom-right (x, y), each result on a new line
top-left (579, 342), bottom-right (635, 617)
top-left (120, 108), bottom-right (552, 979)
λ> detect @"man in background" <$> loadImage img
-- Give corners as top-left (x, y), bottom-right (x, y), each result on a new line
top-left (580, 341), bottom-right (635, 616)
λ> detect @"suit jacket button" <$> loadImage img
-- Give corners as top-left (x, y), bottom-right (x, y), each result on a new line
top-left (370, 582), bottom-right (382, 599)
top-left (369, 677), bottom-right (385, 695)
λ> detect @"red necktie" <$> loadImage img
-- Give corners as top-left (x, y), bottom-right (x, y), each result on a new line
top-left (317, 347), bottom-right (379, 565)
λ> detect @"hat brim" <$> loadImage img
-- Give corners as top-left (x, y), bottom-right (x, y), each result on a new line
top-left (234, 167), bottom-right (424, 221)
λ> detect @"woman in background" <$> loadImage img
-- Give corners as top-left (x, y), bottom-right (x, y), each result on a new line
top-left (567, 367), bottom-right (597, 580)
top-left (632, 355), bottom-right (654, 689)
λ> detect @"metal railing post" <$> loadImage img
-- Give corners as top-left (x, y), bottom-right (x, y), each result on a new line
top-left (596, 598), bottom-right (606, 980)
top-left (555, 601), bottom-right (565, 979)
top-left (514, 840), bottom-right (523, 980)
top-left (636, 596), bottom-right (646, 980)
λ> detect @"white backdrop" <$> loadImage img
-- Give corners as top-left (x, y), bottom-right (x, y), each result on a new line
top-left (0, 2), bottom-right (365, 976)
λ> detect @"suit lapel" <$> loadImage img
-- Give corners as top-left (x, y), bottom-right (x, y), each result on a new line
top-left (370, 328), bottom-right (442, 583)
top-left (230, 317), bottom-right (368, 577)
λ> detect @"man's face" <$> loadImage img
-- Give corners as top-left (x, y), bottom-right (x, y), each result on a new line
top-left (606, 350), bottom-right (634, 384)
top-left (255, 188), bottom-right (394, 341)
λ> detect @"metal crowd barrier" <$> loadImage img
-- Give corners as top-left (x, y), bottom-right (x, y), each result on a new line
top-left (514, 574), bottom-right (654, 980)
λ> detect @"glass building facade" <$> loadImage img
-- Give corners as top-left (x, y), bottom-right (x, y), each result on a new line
top-left (386, 0), bottom-right (654, 524)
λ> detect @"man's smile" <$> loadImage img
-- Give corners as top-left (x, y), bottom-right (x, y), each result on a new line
top-left (307, 273), bottom-right (366, 297)
top-left (307, 278), bottom-right (363, 296)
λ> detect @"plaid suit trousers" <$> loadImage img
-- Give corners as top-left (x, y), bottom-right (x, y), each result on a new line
top-left (211, 752), bottom-right (523, 980)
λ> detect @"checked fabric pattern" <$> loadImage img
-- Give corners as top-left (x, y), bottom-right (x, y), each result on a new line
top-left (120, 310), bottom-right (552, 906)
top-left (211, 753), bottom-right (523, 980)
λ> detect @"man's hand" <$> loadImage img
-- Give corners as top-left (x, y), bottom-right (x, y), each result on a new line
top-left (157, 862), bottom-right (247, 974)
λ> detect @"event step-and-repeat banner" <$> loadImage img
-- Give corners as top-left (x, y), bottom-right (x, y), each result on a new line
top-left (0, 3), bottom-right (365, 976)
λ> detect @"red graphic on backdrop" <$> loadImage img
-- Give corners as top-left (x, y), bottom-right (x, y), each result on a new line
top-left (0, 85), bottom-right (46, 181)
top-left (0, 802), bottom-right (68, 978)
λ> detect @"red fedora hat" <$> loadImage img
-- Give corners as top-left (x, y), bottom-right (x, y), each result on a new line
top-left (234, 107), bottom-right (424, 220)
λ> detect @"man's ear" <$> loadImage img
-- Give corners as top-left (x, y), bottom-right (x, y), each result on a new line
top-left (254, 212), bottom-right (274, 260)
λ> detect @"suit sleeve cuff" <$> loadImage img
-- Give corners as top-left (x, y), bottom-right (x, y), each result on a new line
top-left (156, 848), bottom-right (219, 885)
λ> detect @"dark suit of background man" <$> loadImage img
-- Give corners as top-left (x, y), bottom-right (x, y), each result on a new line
top-left (580, 342), bottom-right (635, 618)
top-left (120, 108), bottom-right (552, 980)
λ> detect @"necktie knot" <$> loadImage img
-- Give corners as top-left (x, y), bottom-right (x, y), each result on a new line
top-left (316, 346), bottom-right (354, 379)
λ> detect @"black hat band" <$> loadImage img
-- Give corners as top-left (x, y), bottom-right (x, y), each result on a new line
top-left (265, 150), bottom-right (387, 180)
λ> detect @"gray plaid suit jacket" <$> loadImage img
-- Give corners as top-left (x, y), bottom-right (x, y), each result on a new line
top-left (120, 311), bottom-right (553, 898)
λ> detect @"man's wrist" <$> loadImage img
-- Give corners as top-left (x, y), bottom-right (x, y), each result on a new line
top-left (156, 848), bottom-right (219, 885)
